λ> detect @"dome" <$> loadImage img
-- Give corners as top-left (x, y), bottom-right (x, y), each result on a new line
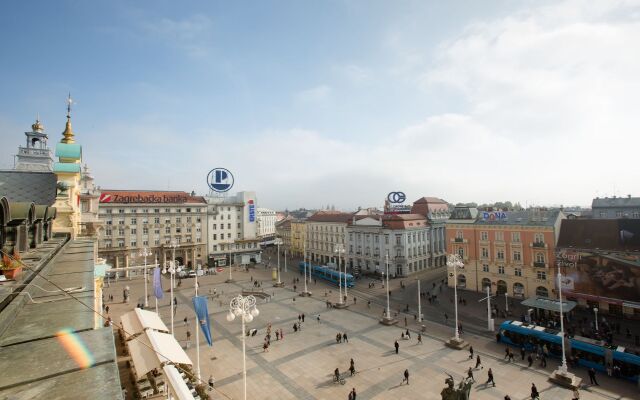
top-left (32, 118), bottom-right (44, 133)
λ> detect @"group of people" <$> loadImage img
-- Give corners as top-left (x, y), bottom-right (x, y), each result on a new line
top-left (336, 332), bottom-right (349, 343)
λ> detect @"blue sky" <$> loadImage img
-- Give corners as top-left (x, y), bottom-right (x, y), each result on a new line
top-left (1, 0), bottom-right (639, 210)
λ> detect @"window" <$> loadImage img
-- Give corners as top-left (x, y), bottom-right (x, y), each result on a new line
top-left (154, 217), bottom-right (160, 224)
top-left (534, 233), bottom-right (544, 243)
top-left (455, 230), bottom-right (463, 239)
top-left (457, 247), bottom-right (464, 258)
top-left (118, 220), bottom-right (125, 225)
top-left (118, 209), bottom-right (125, 214)
top-left (154, 208), bottom-right (160, 213)
top-left (213, 224), bottom-right (217, 230)
top-left (176, 228), bottom-right (182, 233)
top-left (616, 211), bottom-right (623, 217)
top-left (480, 231), bottom-right (488, 241)
top-left (227, 223), bottom-right (231, 229)
top-left (497, 249), bottom-right (504, 260)
top-left (515, 267), bottom-right (522, 277)
top-left (154, 238), bottom-right (160, 245)
top-left (481, 247), bottom-right (489, 258)
top-left (154, 229), bottom-right (160, 234)
top-left (104, 240), bottom-right (112, 248)
top-left (213, 234), bottom-right (217, 240)
top-left (176, 217), bottom-right (181, 223)
top-left (176, 208), bottom-right (181, 213)
top-left (511, 232), bottom-right (521, 242)
top-left (117, 240), bottom-right (125, 248)
top-left (142, 209), bottom-right (148, 213)
top-left (143, 240), bottom-right (149, 246)
top-left (106, 220), bottom-right (113, 225)
top-left (513, 250), bottom-right (521, 262)
top-left (165, 218), bottom-right (171, 224)
top-left (165, 227), bottom-right (171, 234)
top-left (165, 208), bottom-right (170, 213)
top-left (106, 209), bottom-right (113, 214)
top-left (385, 235), bottom-right (389, 244)
top-left (396, 234), bottom-right (401, 245)
top-left (130, 240), bottom-right (137, 247)
top-left (187, 216), bottom-right (192, 222)
top-left (130, 228), bottom-right (137, 235)
top-left (187, 227), bottom-right (192, 233)
top-left (633, 212), bottom-right (640, 218)
top-left (498, 265), bottom-right (505, 274)
top-left (535, 253), bottom-right (545, 263)
top-left (482, 264), bottom-right (489, 272)
top-left (237, 223), bottom-right (241, 228)
top-left (130, 218), bottom-right (137, 225)
top-left (495, 231), bottom-right (504, 241)
top-left (118, 229), bottom-right (125, 236)
top-left (537, 271), bottom-right (546, 280)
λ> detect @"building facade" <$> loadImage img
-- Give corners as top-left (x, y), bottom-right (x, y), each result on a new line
top-left (347, 213), bottom-right (431, 277)
top-left (256, 207), bottom-right (277, 238)
top-left (410, 197), bottom-right (449, 267)
top-left (14, 118), bottom-right (54, 171)
top-left (592, 196), bottom-right (640, 219)
top-left (306, 211), bottom-right (352, 266)
top-left (205, 191), bottom-right (261, 267)
top-left (290, 219), bottom-right (307, 257)
top-left (275, 218), bottom-right (292, 250)
top-left (556, 219), bottom-right (640, 318)
top-left (78, 164), bottom-right (102, 238)
top-left (446, 208), bottom-right (565, 299)
top-left (96, 190), bottom-right (208, 271)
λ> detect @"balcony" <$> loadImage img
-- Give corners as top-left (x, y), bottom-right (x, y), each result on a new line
top-left (531, 242), bottom-right (547, 249)
top-left (533, 261), bottom-right (546, 268)
top-left (454, 238), bottom-right (464, 243)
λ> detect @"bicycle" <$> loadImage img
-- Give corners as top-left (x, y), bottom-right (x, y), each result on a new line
top-left (333, 374), bottom-right (346, 385)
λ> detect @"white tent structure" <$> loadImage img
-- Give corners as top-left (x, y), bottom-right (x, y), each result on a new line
top-left (120, 308), bottom-right (170, 341)
top-left (127, 330), bottom-right (193, 380)
top-left (163, 365), bottom-right (197, 400)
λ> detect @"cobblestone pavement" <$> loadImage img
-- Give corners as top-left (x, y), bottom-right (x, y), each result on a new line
top-left (104, 263), bottom-right (640, 400)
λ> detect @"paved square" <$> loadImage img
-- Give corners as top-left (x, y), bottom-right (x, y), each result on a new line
top-left (105, 270), bottom-right (639, 400)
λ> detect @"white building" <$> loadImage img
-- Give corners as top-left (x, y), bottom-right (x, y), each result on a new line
top-left (205, 191), bottom-right (262, 267)
top-left (256, 207), bottom-right (277, 238)
top-left (347, 214), bottom-right (431, 277)
top-left (14, 118), bottom-right (54, 172)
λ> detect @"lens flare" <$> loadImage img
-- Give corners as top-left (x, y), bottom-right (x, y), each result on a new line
top-left (55, 328), bottom-right (95, 369)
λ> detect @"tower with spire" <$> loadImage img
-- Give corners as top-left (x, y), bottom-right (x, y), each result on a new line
top-left (15, 116), bottom-right (54, 171)
top-left (52, 93), bottom-right (83, 238)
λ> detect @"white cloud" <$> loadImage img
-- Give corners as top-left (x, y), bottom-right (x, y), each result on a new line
top-left (141, 14), bottom-right (214, 58)
top-left (294, 85), bottom-right (332, 104)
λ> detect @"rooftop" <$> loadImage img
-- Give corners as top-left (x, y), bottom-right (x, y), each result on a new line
top-left (557, 219), bottom-right (640, 251)
top-left (0, 170), bottom-right (57, 206)
top-left (593, 196), bottom-right (640, 208)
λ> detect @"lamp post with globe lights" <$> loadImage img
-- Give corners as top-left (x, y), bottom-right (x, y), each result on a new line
top-left (162, 255), bottom-right (182, 336)
top-left (334, 244), bottom-right (347, 308)
top-left (380, 252), bottom-right (397, 325)
top-left (274, 238), bottom-right (284, 287)
top-left (227, 295), bottom-right (259, 400)
top-left (445, 254), bottom-right (468, 349)
top-left (139, 247), bottom-right (151, 308)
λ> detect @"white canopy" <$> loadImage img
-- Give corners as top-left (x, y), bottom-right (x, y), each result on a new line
top-left (127, 330), bottom-right (192, 379)
top-left (120, 308), bottom-right (169, 340)
top-left (163, 365), bottom-right (196, 400)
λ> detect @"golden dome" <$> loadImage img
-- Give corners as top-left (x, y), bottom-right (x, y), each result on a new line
top-left (31, 118), bottom-right (44, 133)
top-left (61, 116), bottom-right (75, 144)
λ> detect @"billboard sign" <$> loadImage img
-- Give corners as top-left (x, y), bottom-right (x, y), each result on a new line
top-left (385, 191), bottom-right (411, 214)
top-left (481, 211), bottom-right (508, 222)
top-left (99, 192), bottom-right (189, 204)
top-left (248, 199), bottom-right (256, 222)
top-left (207, 168), bottom-right (234, 192)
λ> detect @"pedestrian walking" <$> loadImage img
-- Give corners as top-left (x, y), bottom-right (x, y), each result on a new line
top-left (208, 375), bottom-right (214, 390)
top-left (572, 388), bottom-right (580, 400)
top-left (184, 317), bottom-right (188, 326)
top-left (508, 350), bottom-right (515, 363)
top-left (588, 367), bottom-right (599, 385)
top-left (445, 313), bottom-right (448, 324)
top-left (530, 383), bottom-right (540, 399)
top-left (475, 355), bottom-right (483, 369)
top-left (280, 328), bottom-right (284, 339)
top-left (317, 315), bottom-right (321, 324)
top-left (276, 330), bottom-right (280, 340)
top-left (105, 305), bottom-right (110, 314)
top-left (527, 354), bottom-right (533, 367)
top-left (486, 368), bottom-right (495, 387)
top-left (263, 341), bottom-right (269, 352)
top-left (302, 313), bottom-right (305, 322)
top-left (504, 347), bottom-right (510, 360)
top-left (337, 333), bottom-right (342, 343)
top-left (404, 316), bottom-right (408, 326)
top-left (394, 340), bottom-right (399, 354)
top-left (293, 323), bottom-right (298, 333)
top-left (402, 369), bottom-right (410, 385)
top-left (405, 329), bottom-right (411, 339)
top-left (343, 332), bottom-right (349, 343)
top-left (540, 354), bottom-right (547, 368)
top-left (349, 388), bottom-right (357, 400)
top-left (298, 314), bottom-right (301, 323)
top-left (520, 347), bottom-right (526, 360)
top-left (469, 346), bottom-right (474, 360)
top-left (417, 333), bottom-right (422, 344)
top-left (186, 330), bottom-right (191, 349)
top-left (467, 367), bottom-right (475, 383)
top-left (349, 359), bottom-right (355, 376)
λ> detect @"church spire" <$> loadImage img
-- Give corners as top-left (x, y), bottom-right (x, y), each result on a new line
top-left (61, 93), bottom-right (75, 144)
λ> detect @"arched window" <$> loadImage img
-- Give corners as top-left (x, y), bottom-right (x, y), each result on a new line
top-left (481, 278), bottom-right (491, 291)
top-left (536, 286), bottom-right (549, 297)
top-left (497, 280), bottom-right (507, 295)
top-left (513, 282), bottom-right (525, 298)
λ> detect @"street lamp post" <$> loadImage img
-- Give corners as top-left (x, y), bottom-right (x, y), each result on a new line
top-left (379, 252), bottom-right (397, 325)
top-left (226, 295), bottom-right (260, 400)
top-left (226, 242), bottom-right (235, 283)
top-left (417, 278), bottom-right (422, 323)
top-left (274, 239), bottom-right (284, 287)
top-left (162, 260), bottom-right (182, 336)
top-left (505, 292), bottom-right (509, 314)
top-left (594, 308), bottom-right (599, 332)
top-left (139, 247), bottom-right (151, 308)
top-left (334, 244), bottom-right (346, 308)
top-left (300, 240), bottom-right (311, 296)
top-left (445, 254), bottom-right (467, 349)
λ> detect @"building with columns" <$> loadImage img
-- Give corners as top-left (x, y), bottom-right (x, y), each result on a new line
top-left (96, 190), bottom-right (208, 271)
top-left (446, 207), bottom-right (565, 299)
top-left (347, 213), bottom-right (431, 277)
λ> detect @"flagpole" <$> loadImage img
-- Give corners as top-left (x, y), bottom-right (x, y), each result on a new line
top-left (154, 257), bottom-right (159, 314)
top-left (195, 264), bottom-right (201, 381)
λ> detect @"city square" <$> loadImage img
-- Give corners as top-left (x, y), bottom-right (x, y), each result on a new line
top-left (103, 262), bottom-right (640, 400)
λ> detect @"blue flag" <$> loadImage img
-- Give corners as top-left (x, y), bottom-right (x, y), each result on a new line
top-left (192, 296), bottom-right (212, 346)
top-left (153, 267), bottom-right (163, 299)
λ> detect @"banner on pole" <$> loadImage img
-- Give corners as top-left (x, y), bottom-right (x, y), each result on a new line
top-left (153, 267), bottom-right (163, 299)
top-left (192, 296), bottom-right (212, 346)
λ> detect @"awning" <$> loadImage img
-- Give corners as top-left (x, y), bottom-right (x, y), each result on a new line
top-left (163, 364), bottom-right (196, 400)
top-left (120, 308), bottom-right (170, 340)
top-left (521, 296), bottom-right (577, 313)
top-left (127, 330), bottom-right (192, 379)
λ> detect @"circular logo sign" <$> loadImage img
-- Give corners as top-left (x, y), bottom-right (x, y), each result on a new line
top-left (207, 168), bottom-right (234, 192)
top-left (387, 191), bottom-right (406, 203)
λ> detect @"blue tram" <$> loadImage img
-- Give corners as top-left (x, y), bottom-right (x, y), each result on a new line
top-left (298, 262), bottom-right (355, 288)
top-left (499, 320), bottom-right (640, 382)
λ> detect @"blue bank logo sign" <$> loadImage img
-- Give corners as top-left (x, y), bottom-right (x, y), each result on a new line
top-left (387, 192), bottom-right (406, 204)
top-left (207, 168), bottom-right (234, 192)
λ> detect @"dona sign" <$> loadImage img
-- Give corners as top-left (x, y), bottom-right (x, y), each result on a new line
top-left (481, 211), bottom-right (508, 221)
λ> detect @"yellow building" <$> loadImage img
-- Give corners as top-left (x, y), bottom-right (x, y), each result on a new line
top-left (290, 219), bottom-right (306, 257)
